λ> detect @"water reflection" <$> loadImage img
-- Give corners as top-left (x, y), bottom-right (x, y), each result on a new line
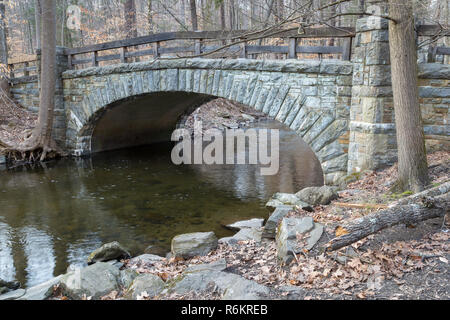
top-left (0, 222), bottom-right (15, 282)
top-left (0, 119), bottom-right (323, 288)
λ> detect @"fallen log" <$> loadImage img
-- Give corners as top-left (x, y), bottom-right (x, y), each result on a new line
top-left (326, 192), bottom-right (450, 251)
top-left (333, 202), bottom-right (388, 209)
top-left (393, 181), bottom-right (450, 205)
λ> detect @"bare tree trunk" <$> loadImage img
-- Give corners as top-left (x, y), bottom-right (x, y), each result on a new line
top-left (38, 0), bottom-right (56, 146)
top-left (258, 0), bottom-right (276, 45)
top-left (229, 0), bottom-right (235, 30)
top-left (148, 0), bottom-right (154, 33)
top-left (220, 1), bottom-right (226, 30)
top-left (189, 0), bottom-right (198, 31)
top-left (388, 0), bottom-right (429, 193)
top-left (125, 0), bottom-right (137, 38)
top-left (0, 0), bottom-right (8, 65)
top-left (35, 0), bottom-right (41, 50)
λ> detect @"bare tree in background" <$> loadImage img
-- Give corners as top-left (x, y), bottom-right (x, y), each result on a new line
top-left (189, 0), bottom-right (198, 31)
top-left (34, 0), bottom-right (41, 50)
top-left (125, 0), bottom-right (137, 38)
top-left (0, 0), bottom-right (8, 65)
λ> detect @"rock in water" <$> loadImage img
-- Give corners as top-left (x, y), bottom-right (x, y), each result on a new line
top-left (0, 279), bottom-right (20, 292)
top-left (225, 218), bottom-right (264, 231)
top-left (219, 227), bottom-right (263, 245)
top-left (87, 241), bottom-right (131, 264)
top-left (265, 193), bottom-right (313, 212)
top-left (125, 274), bottom-right (165, 299)
top-left (171, 232), bottom-right (218, 259)
top-left (59, 262), bottom-right (121, 300)
top-left (295, 186), bottom-right (339, 205)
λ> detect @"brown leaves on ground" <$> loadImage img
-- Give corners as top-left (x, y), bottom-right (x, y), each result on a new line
top-left (0, 91), bottom-right (37, 151)
top-left (115, 230), bottom-right (449, 300)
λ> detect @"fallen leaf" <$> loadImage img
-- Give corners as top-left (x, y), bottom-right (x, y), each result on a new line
top-left (335, 226), bottom-right (349, 237)
top-left (439, 257), bottom-right (448, 264)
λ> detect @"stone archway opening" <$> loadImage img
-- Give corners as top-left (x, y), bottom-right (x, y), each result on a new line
top-left (90, 91), bottom-right (213, 153)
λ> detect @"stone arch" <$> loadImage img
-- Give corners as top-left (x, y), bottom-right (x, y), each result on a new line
top-left (64, 59), bottom-right (350, 184)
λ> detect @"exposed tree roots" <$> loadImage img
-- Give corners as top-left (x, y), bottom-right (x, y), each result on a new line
top-left (2, 134), bottom-right (65, 164)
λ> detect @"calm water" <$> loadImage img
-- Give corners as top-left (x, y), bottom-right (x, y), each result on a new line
top-left (0, 120), bottom-right (323, 288)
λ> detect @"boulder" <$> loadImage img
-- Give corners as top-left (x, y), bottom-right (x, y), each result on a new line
top-left (305, 223), bottom-right (324, 251)
top-left (171, 232), bottom-right (218, 259)
top-left (295, 186), bottom-right (339, 205)
top-left (144, 244), bottom-right (169, 257)
top-left (262, 205), bottom-right (293, 239)
top-left (106, 260), bottom-right (125, 269)
top-left (126, 274), bottom-right (165, 299)
top-left (0, 279), bottom-right (20, 292)
top-left (184, 259), bottom-right (227, 274)
top-left (169, 270), bottom-right (270, 300)
top-left (278, 285), bottom-right (308, 300)
top-left (0, 276), bottom-right (63, 300)
top-left (19, 276), bottom-right (63, 300)
top-left (59, 262), bottom-right (121, 300)
top-left (225, 218), bottom-right (264, 231)
top-left (276, 217), bottom-right (318, 264)
top-left (219, 227), bottom-right (262, 245)
top-left (87, 241), bottom-right (130, 264)
top-left (129, 254), bottom-right (164, 266)
top-left (265, 193), bottom-right (313, 212)
top-left (0, 289), bottom-right (26, 300)
top-left (241, 114), bottom-right (255, 122)
top-left (119, 269), bottom-right (139, 290)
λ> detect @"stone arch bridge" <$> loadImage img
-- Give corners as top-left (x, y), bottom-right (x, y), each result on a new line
top-left (9, 18), bottom-right (450, 184)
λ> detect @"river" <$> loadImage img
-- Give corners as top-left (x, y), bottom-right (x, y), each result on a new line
top-left (0, 119), bottom-right (323, 288)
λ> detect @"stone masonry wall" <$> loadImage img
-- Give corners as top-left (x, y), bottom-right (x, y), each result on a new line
top-left (62, 58), bottom-right (353, 184)
top-left (348, 17), bottom-right (450, 174)
top-left (10, 77), bottom-right (40, 112)
top-left (418, 64), bottom-right (450, 152)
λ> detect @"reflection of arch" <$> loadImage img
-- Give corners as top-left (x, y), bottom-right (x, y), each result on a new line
top-left (65, 61), bottom-right (349, 184)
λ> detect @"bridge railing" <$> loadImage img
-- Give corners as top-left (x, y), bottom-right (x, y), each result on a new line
top-left (6, 25), bottom-right (449, 80)
top-left (7, 57), bottom-right (39, 81)
top-left (64, 27), bottom-right (356, 69)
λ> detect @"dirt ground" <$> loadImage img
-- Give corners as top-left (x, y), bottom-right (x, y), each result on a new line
top-left (183, 98), bottom-right (268, 132)
top-left (0, 90), bottom-right (37, 151)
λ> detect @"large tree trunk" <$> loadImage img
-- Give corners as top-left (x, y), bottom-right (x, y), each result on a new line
top-left (36, 0), bottom-right (56, 153)
top-left (388, 0), bottom-right (429, 193)
top-left (189, 0), bottom-right (198, 31)
top-left (124, 0), bottom-right (137, 38)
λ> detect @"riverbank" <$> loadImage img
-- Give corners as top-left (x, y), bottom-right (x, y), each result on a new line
top-left (182, 97), bottom-right (268, 132)
top-left (10, 151), bottom-right (441, 300)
